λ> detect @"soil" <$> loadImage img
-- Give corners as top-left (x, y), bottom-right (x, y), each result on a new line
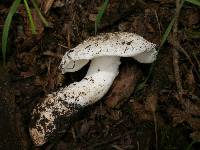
top-left (0, 0), bottom-right (200, 150)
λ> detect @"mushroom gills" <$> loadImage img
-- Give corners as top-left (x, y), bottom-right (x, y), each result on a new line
top-left (29, 56), bottom-right (121, 146)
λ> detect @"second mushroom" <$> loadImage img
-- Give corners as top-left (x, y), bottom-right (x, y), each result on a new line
top-left (29, 32), bottom-right (157, 146)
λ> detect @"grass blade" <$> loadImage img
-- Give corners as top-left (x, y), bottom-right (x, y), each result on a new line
top-left (95, 0), bottom-right (109, 34)
top-left (2, 0), bottom-right (21, 64)
top-left (31, 0), bottom-right (49, 27)
top-left (159, 16), bottom-right (176, 48)
top-left (185, 0), bottom-right (200, 6)
top-left (135, 15), bottom-right (176, 92)
top-left (137, 0), bottom-right (186, 91)
top-left (23, 0), bottom-right (37, 34)
top-left (160, 0), bottom-right (185, 49)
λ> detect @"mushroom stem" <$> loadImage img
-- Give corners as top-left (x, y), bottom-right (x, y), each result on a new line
top-left (71, 56), bottom-right (121, 106)
top-left (29, 56), bottom-right (120, 146)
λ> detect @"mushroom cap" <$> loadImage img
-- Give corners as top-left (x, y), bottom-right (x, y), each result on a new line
top-left (59, 32), bottom-right (157, 73)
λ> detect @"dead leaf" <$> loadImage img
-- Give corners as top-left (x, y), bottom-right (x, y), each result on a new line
top-left (105, 61), bottom-right (143, 108)
top-left (41, 0), bottom-right (55, 14)
top-left (145, 93), bottom-right (158, 112)
top-left (107, 109), bottom-right (122, 121)
top-left (168, 107), bottom-right (190, 126)
top-left (182, 98), bottom-right (200, 116)
top-left (132, 102), bottom-right (154, 121)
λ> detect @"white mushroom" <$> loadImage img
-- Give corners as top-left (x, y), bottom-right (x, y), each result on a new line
top-left (29, 32), bottom-right (157, 146)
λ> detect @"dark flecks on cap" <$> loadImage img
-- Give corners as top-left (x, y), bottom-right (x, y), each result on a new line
top-left (126, 40), bottom-right (133, 45)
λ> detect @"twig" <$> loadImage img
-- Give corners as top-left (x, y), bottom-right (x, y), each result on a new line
top-left (171, 0), bottom-right (184, 99)
top-left (170, 40), bottom-right (200, 80)
top-left (153, 111), bottom-right (158, 150)
top-left (193, 52), bottom-right (200, 70)
top-left (154, 10), bottom-right (161, 36)
top-left (58, 43), bottom-right (69, 49)
top-left (71, 127), bottom-right (77, 142)
top-left (111, 145), bottom-right (125, 150)
top-left (167, 0), bottom-right (200, 81)
top-left (172, 48), bottom-right (183, 99)
top-left (43, 51), bottom-right (63, 58)
top-left (173, 0), bottom-right (181, 36)
top-left (137, 141), bottom-right (140, 150)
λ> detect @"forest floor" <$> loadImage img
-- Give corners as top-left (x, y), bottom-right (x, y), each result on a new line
top-left (0, 0), bottom-right (200, 150)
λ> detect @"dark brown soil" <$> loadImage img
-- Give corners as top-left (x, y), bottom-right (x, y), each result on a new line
top-left (0, 0), bottom-right (200, 149)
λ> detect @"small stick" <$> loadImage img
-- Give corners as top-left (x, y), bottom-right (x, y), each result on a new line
top-left (172, 48), bottom-right (183, 99)
top-left (154, 10), bottom-right (161, 36)
top-left (171, 0), bottom-right (184, 99)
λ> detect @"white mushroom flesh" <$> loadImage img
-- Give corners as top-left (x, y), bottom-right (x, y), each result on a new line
top-left (30, 32), bottom-right (157, 146)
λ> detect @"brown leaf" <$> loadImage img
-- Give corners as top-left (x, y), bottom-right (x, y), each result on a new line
top-left (107, 109), bottom-right (122, 121)
top-left (132, 101), bottom-right (153, 121)
top-left (105, 61), bottom-right (143, 108)
top-left (168, 106), bottom-right (200, 132)
top-left (145, 93), bottom-right (158, 112)
top-left (182, 98), bottom-right (200, 116)
top-left (131, 101), bottom-right (165, 125)
top-left (41, 0), bottom-right (55, 14)
top-left (168, 107), bottom-right (190, 126)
